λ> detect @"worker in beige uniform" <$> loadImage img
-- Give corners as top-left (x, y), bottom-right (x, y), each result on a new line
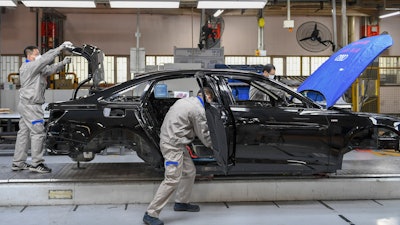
top-left (143, 88), bottom-right (214, 225)
top-left (11, 41), bottom-right (73, 173)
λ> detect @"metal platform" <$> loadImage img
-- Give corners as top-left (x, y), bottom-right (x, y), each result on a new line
top-left (1, 150), bottom-right (400, 206)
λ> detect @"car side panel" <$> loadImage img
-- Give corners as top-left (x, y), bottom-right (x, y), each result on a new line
top-left (46, 102), bottom-right (163, 166)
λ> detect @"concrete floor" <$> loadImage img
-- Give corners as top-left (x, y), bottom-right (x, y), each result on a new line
top-left (1, 200), bottom-right (400, 225)
top-left (1, 149), bottom-right (400, 225)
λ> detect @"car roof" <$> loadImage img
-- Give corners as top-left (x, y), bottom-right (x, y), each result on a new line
top-left (133, 68), bottom-right (260, 79)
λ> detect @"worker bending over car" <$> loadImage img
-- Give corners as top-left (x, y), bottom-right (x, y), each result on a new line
top-left (143, 87), bottom-right (214, 225)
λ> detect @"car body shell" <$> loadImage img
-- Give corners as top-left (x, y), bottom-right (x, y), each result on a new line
top-left (46, 66), bottom-right (400, 176)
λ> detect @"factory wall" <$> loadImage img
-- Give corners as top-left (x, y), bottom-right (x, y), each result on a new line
top-left (1, 5), bottom-right (399, 56)
top-left (0, 6), bottom-right (36, 55)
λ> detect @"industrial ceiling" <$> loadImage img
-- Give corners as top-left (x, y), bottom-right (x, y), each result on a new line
top-left (1, 0), bottom-right (396, 18)
top-left (26, 0), bottom-right (398, 17)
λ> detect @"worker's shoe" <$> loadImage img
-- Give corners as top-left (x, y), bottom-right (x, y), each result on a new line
top-left (143, 212), bottom-right (164, 225)
top-left (29, 163), bottom-right (52, 173)
top-left (174, 203), bottom-right (200, 212)
top-left (11, 162), bottom-right (32, 171)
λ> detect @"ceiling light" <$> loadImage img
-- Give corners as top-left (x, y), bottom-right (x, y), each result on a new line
top-left (109, 0), bottom-right (180, 8)
top-left (213, 9), bottom-right (224, 17)
top-left (0, 0), bottom-right (17, 7)
top-left (21, 0), bottom-right (96, 8)
top-left (379, 11), bottom-right (400, 19)
top-left (197, 0), bottom-right (267, 9)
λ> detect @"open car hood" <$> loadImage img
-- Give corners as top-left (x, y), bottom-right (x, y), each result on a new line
top-left (297, 34), bottom-right (393, 108)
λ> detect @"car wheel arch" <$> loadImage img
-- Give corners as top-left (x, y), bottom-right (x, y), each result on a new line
top-left (343, 124), bottom-right (400, 154)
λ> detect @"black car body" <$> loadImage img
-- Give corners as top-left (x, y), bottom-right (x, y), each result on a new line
top-left (46, 44), bottom-right (400, 176)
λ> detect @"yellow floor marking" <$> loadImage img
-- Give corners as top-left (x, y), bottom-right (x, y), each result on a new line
top-left (370, 149), bottom-right (400, 157)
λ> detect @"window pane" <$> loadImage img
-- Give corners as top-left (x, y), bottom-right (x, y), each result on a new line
top-left (225, 56), bottom-right (246, 65)
top-left (156, 56), bottom-right (174, 65)
top-left (0, 56), bottom-right (19, 84)
top-left (272, 58), bottom-right (284, 76)
top-left (116, 57), bottom-right (128, 83)
top-left (146, 56), bottom-right (156, 66)
top-left (246, 56), bottom-right (271, 65)
top-left (310, 57), bottom-right (329, 74)
top-left (302, 57), bottom-right (310, 76)
top-left (380, 56), bottom-right (399, 85)
top-left (70, 55), bottom-right (88, 85)
top-left (286, 57), bottom-right (301, 76)
top-left (154, 77), bottom-right (199, 99)
top-left (104, 56), bottom-right (115, 84)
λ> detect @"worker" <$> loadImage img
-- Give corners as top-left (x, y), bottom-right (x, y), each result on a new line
top-left (249, 64), bottom-right (276, 101)
top-left (11, 41), bottom-right (73, 173)
top-left (143, 87), bottom-right (214, 225)
top-left (263, 64), bottom-right (276, 79)
top-left (261, 64), bottom-right (300, 86)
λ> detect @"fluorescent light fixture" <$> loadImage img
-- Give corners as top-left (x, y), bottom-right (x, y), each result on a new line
top-left (197, 0), bottom-right (267, 9)
top-left (0, 0), bottom-right (17, 7)
top-left (379, 11), bottom-right (400, 19)
top-left (21, 0), bottom-right (96, 8)
top-left (213, 9), bottom-right (224, 17)
top-left (109, 0), bottom-right (180, 8)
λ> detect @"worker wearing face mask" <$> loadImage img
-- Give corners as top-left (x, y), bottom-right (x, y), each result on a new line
top-left (263, 64), bottom-right (276, 79)
top-left (11, 41), bottom-right (73, 173)
top-left (249, 64), bottom-right (277, 101)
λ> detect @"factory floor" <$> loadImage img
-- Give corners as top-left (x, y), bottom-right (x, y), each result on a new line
top-left (1, 149), bottom-right (400, 225)
top-left (2, 199), bottom-right (400, 225)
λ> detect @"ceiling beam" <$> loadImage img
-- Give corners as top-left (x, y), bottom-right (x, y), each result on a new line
top-left (12, 0), bottom-right (381, 16)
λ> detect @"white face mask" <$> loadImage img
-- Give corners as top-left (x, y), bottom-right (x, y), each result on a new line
top-left (268, 75), bottom-right (275, 79)
top-left (34, 54), bottom-right (42, 61)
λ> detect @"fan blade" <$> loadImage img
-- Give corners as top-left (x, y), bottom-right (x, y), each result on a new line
top-left (323, 40), bottom-right (335, 51)
top-left (317, 38), bottom-right (328, 46)
top-left (321, 40), bottom-right (334, 45)
top-left (300, 36), bottom-right (312, 41)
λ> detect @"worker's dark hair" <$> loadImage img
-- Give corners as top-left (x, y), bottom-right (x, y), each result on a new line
top-left (263, 64), bottom-right (276, 73)
top-left (197, 87), bottom-right (214, 99)
top-left (23, 46), bottom-right (38, 58)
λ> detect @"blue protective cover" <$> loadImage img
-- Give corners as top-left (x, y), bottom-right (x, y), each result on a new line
top-left (297, 34), bottom-right (393, 108)
top-left (154, 84), bottom-right (168, 98)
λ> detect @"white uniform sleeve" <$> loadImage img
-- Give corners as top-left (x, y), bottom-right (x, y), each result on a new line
top-left (26, 47), bottom-right (63, 77)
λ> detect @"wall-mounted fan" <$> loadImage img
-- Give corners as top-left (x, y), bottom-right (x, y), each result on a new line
top-left (296, 21), bottom-right (335, 52)
top-left (198, 14), bottom-right (224, 50)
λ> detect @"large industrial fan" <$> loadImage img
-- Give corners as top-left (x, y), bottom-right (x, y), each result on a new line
top-left (198, 14), bottom-right (225, 50)
top-left (296, 21), bottom-right (335, 52)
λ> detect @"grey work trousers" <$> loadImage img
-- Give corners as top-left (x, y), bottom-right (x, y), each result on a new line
top-left (13, 102), bottom-right (45, 167)
top-left (146, 142), bottom-right (196, 218)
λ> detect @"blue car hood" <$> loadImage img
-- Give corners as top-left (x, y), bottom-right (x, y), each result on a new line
top-left (297, 34), bottom-right (393, 108)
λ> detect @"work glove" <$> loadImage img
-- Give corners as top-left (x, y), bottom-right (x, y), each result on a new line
top-left (60, 41), bottom-right (74, 51)
top-left (62, 57), bottom-right (72, 65)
